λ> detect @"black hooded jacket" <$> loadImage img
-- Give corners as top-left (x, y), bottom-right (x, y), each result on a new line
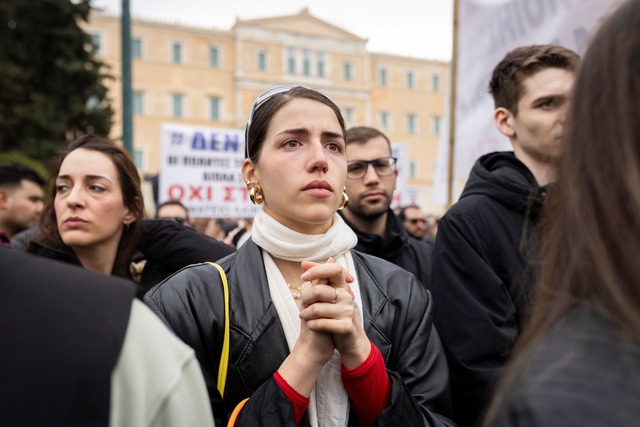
top-left (431, 151), bottom-right (548, 427)
top-left (340, 209), bottom-right (434, 290)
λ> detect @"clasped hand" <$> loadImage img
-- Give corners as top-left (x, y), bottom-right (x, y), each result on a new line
top-left (296, 258), bottom-right (370, 370)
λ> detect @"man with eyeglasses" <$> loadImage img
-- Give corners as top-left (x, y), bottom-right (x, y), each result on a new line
top-left (339, 126), bottom-right (434, 290)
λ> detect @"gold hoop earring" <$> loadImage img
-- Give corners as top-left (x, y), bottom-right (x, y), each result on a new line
top-left (338, 189), bottom-right (349, 210)
top-left (249, 186), bottom-right (264, 205)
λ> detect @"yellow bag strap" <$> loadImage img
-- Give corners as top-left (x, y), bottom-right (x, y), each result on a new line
top-left (206, 262), bottom-right (230, 398)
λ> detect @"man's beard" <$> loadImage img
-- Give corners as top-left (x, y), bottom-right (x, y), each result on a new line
top-left (348, 198), bottom-right (389, 221)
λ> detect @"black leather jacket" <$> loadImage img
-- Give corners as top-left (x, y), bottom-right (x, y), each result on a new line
top-left (145, 239), bottom-right (454, 427)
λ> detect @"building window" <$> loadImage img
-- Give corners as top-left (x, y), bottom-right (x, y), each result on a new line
top-left (406, 71), bottom-right (414, 89)
top-left (343, 108), bottom-right (354, 125)
top-left (257, 50), bottom-right (267, 72)
top-left (88, 32), bottom-right (102, 54)
top-left (378, 67), bottom-right (387, 86)
top-left (209, 97), bottom-right (221, 120)
top-left (209, 46), bottom-right (220, 68)
top-left (131, 37), bottom-right (142, 59)
top-left (287, 47), bottom-right (296, 74)
top-left (343, 62), bottom-right (352, 81)
top-left (171, 41), bottom-right (183, 63)
top-left (379, 111), bottom-right (389, 131)
top-left (133, 91), bottom-right (144, 115)
top-left (302, 50), bottom-right (311, 76)
top-left (432, 73), bottom-right (440, 92)
top-left (171, 94), bottom-right (183, 118)
top-left (432, 115), bottom-right (442, 136)
top-left (409, 160), bottom-right (417, 179)
top-left (317, 52), bottom-right (325, 77)
top-left (406, 114), bottom-right (416, 134)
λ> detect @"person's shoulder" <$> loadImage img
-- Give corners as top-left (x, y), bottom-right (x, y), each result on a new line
top-left (353, 250), bottom-right (429, 298)
top-left (354, 249), bottom-right (414, 277)
top-left (445, 192), bottom-right (501, 221)
top-left (2, 247), bottom-right (134, 293)
top-left (110, 300), bottom-right (214, 427)
top-left (498, 308), bottom-right (640, 425)
top-left (405, 236), bottom-right (433, 256)
top-left (145, 258), bottom-right (232, 302)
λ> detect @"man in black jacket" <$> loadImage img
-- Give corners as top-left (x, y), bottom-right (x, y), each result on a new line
top-left (431, 45), bottom-right (580, 426)
top-left (340, 126), bottom-right (433, 289)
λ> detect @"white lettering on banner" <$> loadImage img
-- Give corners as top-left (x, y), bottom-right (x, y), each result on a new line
top-left (159, 123), bottom-right (258, 219)
top-left (433, 0), bottom-right (623, 204)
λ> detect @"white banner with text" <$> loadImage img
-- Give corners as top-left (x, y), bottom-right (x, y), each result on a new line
top-left (434, 0), bottom-right (624, 204)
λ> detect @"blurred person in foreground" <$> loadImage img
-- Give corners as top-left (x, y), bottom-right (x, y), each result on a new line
top-left (485, 1), bottom-right (640, 425)
top-left (0, 247), bottom-right (213, 427)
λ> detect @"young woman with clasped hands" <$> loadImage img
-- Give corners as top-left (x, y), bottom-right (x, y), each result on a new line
top-left (145, 86), bottom-right (453, 426)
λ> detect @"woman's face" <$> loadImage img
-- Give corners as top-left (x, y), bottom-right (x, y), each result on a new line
top-left (244, 97), bottom-right (347, 234)
top-left (54, 148), bottom-right (134, 254)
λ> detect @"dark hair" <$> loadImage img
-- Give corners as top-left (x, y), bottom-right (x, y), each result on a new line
top-left (398, 204), bottom-right (422, 222)
top-left (489, 45), bottom-right (579, 115)
top-left (245, 86), bottom-right (346, 163)
top-left (155, 199), bottom-right (189, 219)
top-left (38, 135), bottom-right (145, 279)
top-left (0, 163), bottom-right (45, 189)
top-left (485, 1), bottom-right (640, 423)
top-left (345, 126), bottom-right (391, 149)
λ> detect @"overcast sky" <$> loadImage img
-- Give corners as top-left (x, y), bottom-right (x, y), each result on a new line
top-left (91, 0), bottom-right (454, 60)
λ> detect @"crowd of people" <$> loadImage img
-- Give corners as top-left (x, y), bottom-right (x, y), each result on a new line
top-left (2, 1), bottom-right (640, 425)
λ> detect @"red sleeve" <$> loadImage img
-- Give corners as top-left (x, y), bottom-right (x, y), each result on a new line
top-left (273, 370), bottom-right (310, 424)
top-left (342, 341), bottom-right (391, 427)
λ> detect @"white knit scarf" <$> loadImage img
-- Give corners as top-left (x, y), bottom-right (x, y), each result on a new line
top-left (251, 209), bottom-right (363, 427)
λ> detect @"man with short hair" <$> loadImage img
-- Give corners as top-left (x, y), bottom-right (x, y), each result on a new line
top-left (156, 199), bottom-right (191, 227)
top-left (431, 45), bottom-right (580, 426)
top-left (0, 163), bottom-right (45, 244)
top-left (340, 126), bottom-right (433, 289)
top-left (398, 205), bottom-right (428, 242)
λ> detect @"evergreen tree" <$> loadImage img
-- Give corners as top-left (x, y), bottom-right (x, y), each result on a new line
top-left (0, 0), bottom-right (113, 161)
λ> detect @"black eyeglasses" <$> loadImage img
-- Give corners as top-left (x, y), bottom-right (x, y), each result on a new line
top-left (347, 157), bottom-right (397, 179)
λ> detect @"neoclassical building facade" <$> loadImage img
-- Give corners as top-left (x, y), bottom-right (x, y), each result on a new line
top-left (85, 9), bottom-right (449, 212)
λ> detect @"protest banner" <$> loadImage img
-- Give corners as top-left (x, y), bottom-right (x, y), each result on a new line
top-left (434, 0), bottom-right (624, 205)
top-left (391, 142), bottom-right (410, 208)
top-left (159, 123), bottom-right (258, 218)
